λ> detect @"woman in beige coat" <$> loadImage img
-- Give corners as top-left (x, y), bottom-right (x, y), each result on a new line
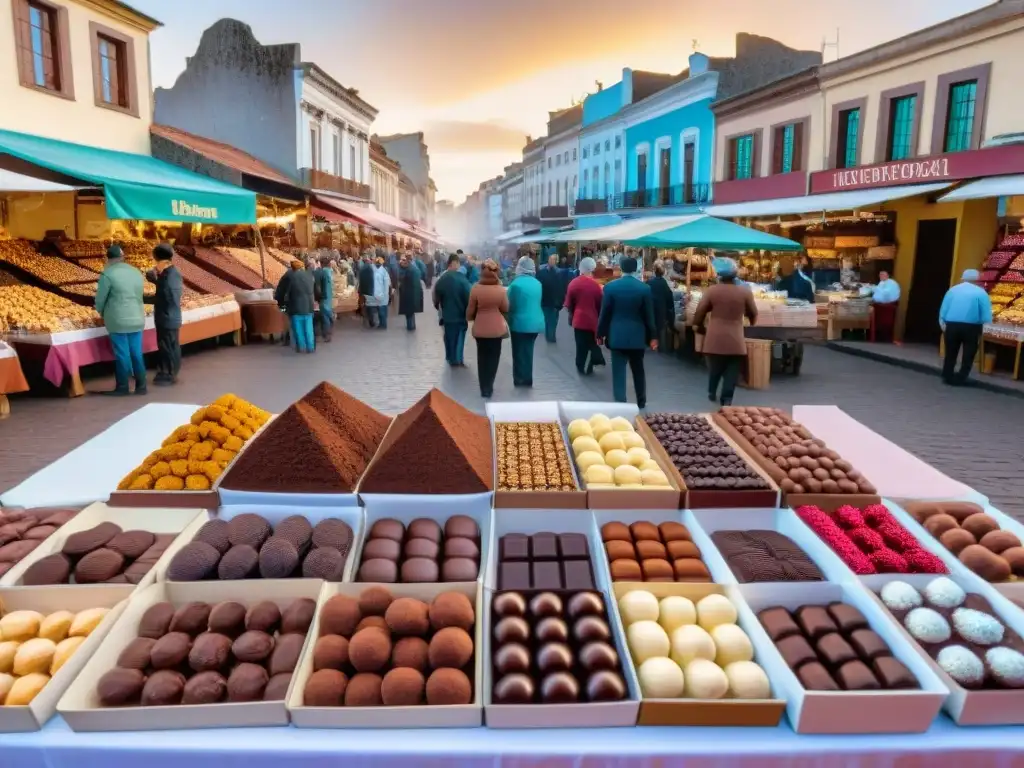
top-left (693, 257), bottom-right (758, 406)
top-left (467, 259), bottom-right (509, 398)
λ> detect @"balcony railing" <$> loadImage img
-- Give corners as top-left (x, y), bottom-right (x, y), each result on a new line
top-left (540, 205), bottom-right (569, 220)
top-left (574, 198), bottom-right (608, 215)
top-left (620, 183), bottom-right (711, 209)
top-left (300, 168), bottom-right (372, 201)
top-left (521, 214), bottom-right (541, 225)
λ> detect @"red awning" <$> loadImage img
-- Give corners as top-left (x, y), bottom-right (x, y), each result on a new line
top-left (311, 194), bottom-right (372, 226)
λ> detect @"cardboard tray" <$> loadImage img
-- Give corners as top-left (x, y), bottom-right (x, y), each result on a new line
top-left (58, 579), bottom-right (325, 731)
top-left (288, 581), bottom-right (484, 728)
top-left (155, 505), bottom-right (366, 583)
top-left (637, 415), bottom-right (780, 509)
top-left (0, 584), bottom-right (132, 732)
top-left (557, 402), bottom-right (681, 510)
top-left (486, 401), bottom-right (586, 510)
top-left (710, 413), bottom-right (880, 513)
top-left (861, 572), bottom-right (1024, 726)
top-left (348, 502), bottom-right (489, 585)
top-left (609, 581), bottom-right (786, 726)
top-left (1, 503), bottom-right (205, 589)
top-left (736, 581), bottom-right (947, 734)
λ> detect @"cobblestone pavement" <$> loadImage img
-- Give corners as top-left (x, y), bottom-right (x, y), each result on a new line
top-left (3, 311), bottom-right (1023, 517)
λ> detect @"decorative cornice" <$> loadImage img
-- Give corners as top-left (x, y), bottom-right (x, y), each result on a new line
top-left (300, 101), bottom-right (325, 120)
top-left (301, 63), bottom-right (379, 122)
top-left (712, 68), bottom-right (819, 119)
top-left (75, 0), bottom-right (161, 32)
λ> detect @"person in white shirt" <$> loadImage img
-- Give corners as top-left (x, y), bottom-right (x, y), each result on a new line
top-left (872, 271), bottom-right (900, 304)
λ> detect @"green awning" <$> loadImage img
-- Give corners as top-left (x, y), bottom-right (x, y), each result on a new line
top-left (623, 214), bottom-right (802, 251)
top-left (0, 128), bottom-right (256, 224)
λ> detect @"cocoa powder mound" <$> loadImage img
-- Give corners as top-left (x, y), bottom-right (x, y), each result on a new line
top-left (300, 382), bottom-right (392, 458)
top-left (358, 389), bottom-right (493, 494)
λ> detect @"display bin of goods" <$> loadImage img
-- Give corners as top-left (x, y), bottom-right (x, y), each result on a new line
top-left (159, 507), bottom-right (363, 584)
top-left (0, 285), bottom-right (102, 332)
top-left (358, 388), bottom-right (493, 517)
top-left (217, 247), bottom-right (286, 286)
top-left (0, 241), bottom-right (99, 287)
top-left (184, 246), bottom-right (264, 291)
top-left (834, 236), bottom-right (881, 249)
top-left (0, 506), bottom-right (80, 581)
top-left (351, 507), bottom-right (486, 585)
top-left (57, 579), bottom-right (323, 731)
top-left (890, 501), bottom-right (1024, 588)
top-left (795, 503), bottom-right (948, 577)
top-left (0, 584), bottom-right (129, 731)
top-left (290, 582), bottom-right (482, 727)
top-left (2, 503), bottom-right (205, 590)
top-left (485, 401), bottom-right (585, 510)
top-left (612, 583), bottom-right (785, 726)
top-left (217, 382), bottom-right (392, 508)
top-left (864, 574), bottom-right (1024, 725)
top-left (593, 512), bottom-right (712, 585)
top-left (639, 413), bottom-right (779, 509)
top-left (559, 402), bottom-right (680, 510)
top-left (737, 581), bottom-right (948, 733)
top-left (109, 394), bottom-right (272, 509)
top-left (712, 407), bottom-right (879, 511)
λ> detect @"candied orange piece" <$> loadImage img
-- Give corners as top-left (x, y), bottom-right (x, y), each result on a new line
top-left (159, 443), bottom-right (190, 460)
top-left (197, 420), bottom-right (217, 439)
top-left (201, 461), bottom-right (222, 483)
top-left (129, 474), bottom-right (154, 490)
top-left (185, 474), bottom-right (211, 490)
top-left (189, 442), bottom-right (213, 461)
top-left (170, 459), bottom-right (189, 478)
top-left (209, 425), bottom-right (231, 445)
top-left (150, 461), bottom-right (171, 479)
top-left (222, 435), bottom-right (243, 452)
top-left (220, 414), bottom-right (241, 431)
top-left (211, 448), bottom-right (236, 464)
top-left (140, 452), bottom-right (161, 471)
top-left (205, 404), bottom-right (226, 422)
top-left (233, 426), bottom-right (254, 440)
top-left (117, 473), bottom-right (136, 490)
top-left (213, 393), bottom-right (237, 409)
top-left (190, 407), bottom-right (207, 426)
top-left (155, 475), bottom-right (185, 491)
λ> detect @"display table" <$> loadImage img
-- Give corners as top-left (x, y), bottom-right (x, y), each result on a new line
top-left (980, 327), bottom-right (1023, 380)
top-left (10, 302), bottom-right (241, 396)
top-left (242, 300), bottom-right (288, 339)
top-left (0, 340), bottom-right (29, 418)
top-left (0, 403), bottom-right (199, 508)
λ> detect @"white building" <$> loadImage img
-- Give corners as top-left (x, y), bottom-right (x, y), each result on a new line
top-left (577, 71), bottom-right (632, 205)
top-left (522, 136), bottom-right (545, 221)
top-left (498, 163), bottom-right (524, 233)
top-left (541, 104), bottom-right (582, 223)
top-left (377, 132), bottom-right (436, 230)
top-left (369, 139), bottom-right (400, 216)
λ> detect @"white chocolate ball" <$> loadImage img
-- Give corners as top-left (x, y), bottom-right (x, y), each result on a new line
top-left (670, 624), bottom-right (716, 666)
top-left (696, 594), bottom-right (737, 630)
top-left (605, 449), bottom-right (630, 469)
top-left (627, 447), bottom-right (651, 467)
top-left (577, 451), bottom-right (606, 473)
top-left (613, 464), bottom-right (642, 485)
top-left (637, 657), bottom-right (685, 698)
top-left (599, 432), bottom-right (627, 454)
top-left (684, 658), bottom-right (729, 699)
top-left (711, 624), bottom-right (754, 666)
top-left (572, 436), bottom-right (601, 457)
top-left (609, 416), bottom-right (635, 432)
top-left (725, 661), bottom-right (771, 699)
top-left (622, 432), bottom-right (647, 450)
top-left (567, 419), bottom-right (593, 441)
top-left (618, 590), bottom-right (660, 625)
top-left (627, 620), bottom-right (670, 664)
top-left (658, 596), bottom-right (696, 633)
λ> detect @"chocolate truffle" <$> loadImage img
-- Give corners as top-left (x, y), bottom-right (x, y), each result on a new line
top-left (494, 673), bottom-right (534, 703)
top-left (97, 667), bottom-right (145, 706)
top-left (359, 558), bottom-right (398, 583)
top-left (961, 514), bottom-right (999, 540)
top-left (168, 541), bottom-right (221, 582)
top-left (923, 514), bottom-right (959, 537)
top-left (445, 538), bottom-right (480, 560)
top-left (980, 530), bottom-right (1022, 554)
top-left (304, 669), bottom-right (348, 705)
top-left (227, 513), bottom-right (272, 549)
top-left (182, 671), bottom-right (228, 704)
top-left (574, 616), bottom-right (610, 644)
top-left (536, 642), bottom-right (573, 674)
top-left (408, 518), bottom-right (442, 543)
top-left (610, 560), bottom-right (642, 580)
top-left (836, 660), bottom-right (880, 690)
top-left (385, 597), bottom-right (429, 636)
top-left (873, 656), bottom-right (917, 689)
top-left (227, 663), bottom-right (269, 702)
top-left (208, 601), bottom-right (247, 636)
top-left (642, 559), bottom-right (673, 580)
top-left (959, 545), bottom-right (1011, 582)
top-left (392, 636), bottom-right (429, 672)
top-left (494, 617), bottom-right (530, 645)
top-left (189, 632), bottom-right (232, 672)
top-left (794, 606), bottom-right (837, 641)
top-left (401, 557), bottom-right (439, 583)
top-left (605, 541), bottom-right (635, 561)
top-left (245, 601), bottom-right (282, 633)
top-left (444, 515), bottom-right (479, 540)
top-left (540, 672), bottom-right (579, 703)
top-left (425, 668), bottom-right (472, 705)
top-left (311, 519), bottom-right (353, 552)
top-left (170, 602), bottom-right (212, 636)
top-left (429, 591), bottom-right (474, 631)
top-left (580, 641), bottom-right (619, 672)
top-left (362, 538), bottom-right (401, 561)
top-left (107, 530), bottom-right (157, 560)
top-left (63, 522), bottom-right (121, 556)
top-left (587, 670), bottom-right (626, 702)
top-left (940, 528), bottom-right (977, 555)
top-left (368, 518), bottom-right (405, 542)
top-left (492, 592), bottom-right (526, 618)
top-left (233, 630), bottom-right (275, 663)
top-left (442, 558), bottom-right (478, 582)
top-left (536, 617), bottom-right (569, 644)
top-left (281, 598), bottom-right (317, 634)
top-left (358, 586), bottom-right (394, 616)
top-left (349, 627), bottom-right (392, 672)
top-left (142, 670), bottom-right (186, 706)
top-left (429, 627), bottom-right (474, 669)
top-left (259, 537), bottom-right (299, 579)
top-left (600, 522), bottom-right (631, 542)
top-left (116, 636), bottom-right (156, 670)
top-left (21, 554), bottom-right (71, 586)
top-left (568, 592), bottom-right (604, 618)
top-left (274, 515), bottom-right (313, 550)
top-left (530, 592), bottom-right (563, 618)
top-left (381, 667), bottom-right (426, 706)
top-left (345, 672), bottom-right (383, 706)
top-left (138, 602), bottom-right (175, 639)
top-left (320, 595), bottom-right (361, 636)
top-left (269, 633), bottom-right (307, 676)
top-left (1004, 547), bottom-right (1024, 577)
top-left (74, 548), bottom-right (125, 584)
top-left (313, 635), bottom-right (349, 671)
top-left (264, 672), bottom-right (292, 701)
top-left (194, 519), bottom-right (232, 554)
top-left (494, 643), bottom-right (530, 675)
top-left (302, 547), bottom-right (346, 580)
top-left (404, 538), bottom-right (440, 560)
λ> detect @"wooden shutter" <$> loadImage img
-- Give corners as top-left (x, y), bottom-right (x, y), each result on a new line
top-left (792, 122), bottom-right (804, 172)
top-left (772, 128), bottom-right (785, 175)
top-left (13, 0), bottom-right (35, 87)
top-left (727, 138), bottom-right (737, 181)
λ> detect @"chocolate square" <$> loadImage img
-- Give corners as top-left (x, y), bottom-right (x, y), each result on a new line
top-left (500, 561), bottom-right (530, 590)
top-left (794, 606), bottom-right (837, 641)
top-left (758, 607), bottom-right (801, 641)
top-left (849, 629), bottom-right (891, 661)
top-left (797, 662), bottom-right (839, 691)
top-left (558, 533), bottom-right (590, 560)
top-left (817, 633), bottom-right (857, 670)
top-left (873, 656), bottom-right (918, 689)
top-left (836, 660), bottom-right (880, 690)
top-left (827, 602), bottom-right (869, 635)
top-left (500, 534), bottom-right (529, 562)
top-left (531, 533), bottom-right (559, 561)
top-left (776, 634), bottom-right (817, 670)
top-left (563, 559), bottom-right (594, 590)
top-left (532, 561), bottom-right (562, 589)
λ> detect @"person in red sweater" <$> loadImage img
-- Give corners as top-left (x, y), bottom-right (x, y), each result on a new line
top-left (564, 256), bottom-right (606, 375)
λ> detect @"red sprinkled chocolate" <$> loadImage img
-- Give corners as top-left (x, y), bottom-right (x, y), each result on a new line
top-left (834, 506), bottom-right (865, 530)
top-left (869, 548), bottom-right (908, 573)
top-left (903, 548), bottom-right (947, 574)
top-left (847, 527), bottom-right (885, 552)
top-left (797, 506), bottom-right (877, 575)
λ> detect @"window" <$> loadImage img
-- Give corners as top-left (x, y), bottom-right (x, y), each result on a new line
top-left (96, 34), bottom-right (127, 107)
top-left (637, 152), bottom-right (648, 192)
top-left (683, 142), bottom-right (695, 202)
top-left (564, 151), bottom-right (569, 163)
top-left (836, 109), bottom-right (860, 169)
top-left (572, 175), bottom-right (577, 197)
top-left (14, 0), bottom-right (74, 98)
top-left (594, 143), bottom-right (601, 156)
top-left (310, 125), bottom-right (321, 170)
top-left (333, 133), bottom-right (342, 175)
top-left (614, 159), bottom-right (622, 195)
top-left (604, 140), bottom-right (610, 152)
top-left (728, 134), bottom-right (754, 180)
top-left (582, 147), bottom-right (588, 159)
top-left (583, 169), bottom-right (589, 197)
top-left (349, 145), bottom-right (357, 180)
top-left (615, 135), bottom-right (621, 149)
top-left (593, 167), bottom-right (600, 198)
top-left (556, 154), bottom-right (562, 166)
top-left (944, 81), bottom-right (977, 153)
top-left (604, 162), bottom-right (610, 197)
top-left (547, 181), bottom-right (551, 204)
top-left (886, 96), bottom-right (916, 161)
top-left (548, 157), bottom-right (552, 169)
top-left (572, 148), bottom-right (577, 161)
top-left (772, 122), bottom-right (804, 174)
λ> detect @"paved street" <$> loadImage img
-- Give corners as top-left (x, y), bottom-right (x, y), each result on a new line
top-left (3, 311), bottom-right (1023, 517)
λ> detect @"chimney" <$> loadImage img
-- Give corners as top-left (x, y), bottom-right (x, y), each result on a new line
top-left (689, 52), bottom-right (710, 76)
top-left (622, 67), bottom-right (633, 106)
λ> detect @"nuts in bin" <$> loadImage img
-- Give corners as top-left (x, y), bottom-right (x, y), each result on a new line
top-left (495, 423), bottom-right (576, 492)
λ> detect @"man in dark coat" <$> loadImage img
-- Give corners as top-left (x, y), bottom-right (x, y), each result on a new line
top-left (432, 253), bottom-right (472, 366)
top-left (278, 260), bottom-right (317, 352)
top-left (398, 254), bottom-right (425, 331)
top-left (357, 253), bottom-right (377, 328)
top-left (537, 254), bottom-right (567, 343)
top-left (646, 262), bottom-right (676, 354)
top-left (148, 243), bottom-right (183, 385)
top-left (597, 257), bottom-right (657, 408)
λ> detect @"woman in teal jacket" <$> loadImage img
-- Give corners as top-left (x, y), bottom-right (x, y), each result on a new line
top-left (506, 256), bottom-right (544, 387)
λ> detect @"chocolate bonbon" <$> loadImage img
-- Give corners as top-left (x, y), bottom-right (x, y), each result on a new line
top-left (644, 413), bottom-right (768, 490)
top-left (905, 501), bottom-right (1024, 582)
top-left (357, 516), bottom-right (481, 583)
top-left (497, 531), bottom-right (594, 590)
top-left (21, 523), bottom-right (171, 585)
top-left (710, 530), bottom-right (823, 583)
top-left (601, 520), bottom-right (710, 583)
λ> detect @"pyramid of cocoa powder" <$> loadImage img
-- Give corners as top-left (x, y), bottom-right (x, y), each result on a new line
top-left (358, 388), bottom-right (493, 494)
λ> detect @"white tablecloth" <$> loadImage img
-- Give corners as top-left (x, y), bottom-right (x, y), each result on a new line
top-left (0, 403), bottom-right (199, 508)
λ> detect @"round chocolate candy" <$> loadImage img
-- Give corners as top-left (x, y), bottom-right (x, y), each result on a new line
top-left (150, 632), bottom-right (192, 669)
top-left (189, 632), bottom-right (232, 672)
top-left (530, 593), bottom-right (563, 618)
top-left (494, 643), bottom-right (531, 676)
top-left (302, 547), bottom-right (345, 580)
top-left (216, 544), bottom-right (258, 580)
top-left (574, 616), bottom-right (611, 644)
top-left (441, 558), bottom-right (478, 582)
top-left (311, 519), bottom-right (353, 552)
top-left (182, 671), bottom-right (227, 704)
top-left (97, 667), bottom-right (145, 706)
top-left (579, 641), bottom-right (619, 672)
top-left (362, 538), bottom-right (400, 562)
top-left (368, 519), bottom-right (405, 542)
top-left (400, 557), bottom-right (439, 583)
top-left (170, 602), bottom-right (211, 636)
top-left (541, 672), bottom-right (579, 703)
top-left (281, 597), bottom-right (317, 634)
top-left (258, 537), bottom-right (299, 579)
top-left (359, 558), bottom-right (398, 583)
top-left (493, 592), bottom-right (526, 618)
top-left (274, 515), bottom-right (313, 550)
top-left (567, 592), bottom-right (604, 619)
top-left (227, 514), bottom-right (271, 549)
top-left (444, 538), bottom-right (480, 561)
top-left (586, 670), bottom-right (626, 702)
top-left (535, 617), bottom-right (569, 644)
top-left (141, 670), bottom-right (186, 706)
top-left (194, 519), bottom-right (231, 554)
top-left (537, 642), bottom-right (573, 674)
top-left (493, 673), bottom-right (534, 704)
top-left (227, 663), bottom-right (269, 702)
top-left (245, 601), bottom-right (282, 633)
top-left (404, 538), bottom-right (440, 560)
top-left (494, 617), bottom-right (530, 645)
top-left (444, 515), bottom-right (479, 540)
top-left (407, 518), bottom-right (442, 543)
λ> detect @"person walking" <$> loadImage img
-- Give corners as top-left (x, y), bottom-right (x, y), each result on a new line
top-left (564, 256), bottom-right (606, 375)
top-left (358, 253), bottom-right (377, 328)
top-left (693, 257), bottom-right (758, 406)
top-left (646, 261), bottom-right (676, 354)
top-left (939, 268), bottom-right (993, 386)
top-left (538, 254), bottom-right (568, 343)
top-left (507, 256), bottom-right (544, 387)
top-left (278, 259), bottom-right (316, 352)
top-left (314, 254), bottom-right (335, 342)
top-left (366, 257), bottom-right (393, 329)
top-left (596, 256), bottom-right (656, 408)
top-left (433, 253), bottom-right (472, 366)
top-left (96, 244), bottom-right (147, 396)
top-left (467, 259), bottom-right (509, 398)
top-left (149, 243), bottom-right (183, 385)
top-left (398, 254), bottom-right (424, 331)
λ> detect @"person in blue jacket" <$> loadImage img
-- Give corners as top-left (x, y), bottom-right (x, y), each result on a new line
top-left (597, 256), bottom-right (657, 408)
top-left (537, 254), bottom-right (568, 343)
top-left (939, 268), bottom-right (993, 386)
top-left (506, 256), bottom-right (544, 387)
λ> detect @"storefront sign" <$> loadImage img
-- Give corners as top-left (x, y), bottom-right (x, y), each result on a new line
top-left (171, 200), bottom-right (219, 220)
top-left (809, 144), bottom-right (1024, 194)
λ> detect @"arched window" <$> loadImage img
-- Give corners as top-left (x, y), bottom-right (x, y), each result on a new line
top-left (573, 175), bottom-right (577, 201)
top-left (604, 163), bottom-right (611, 197)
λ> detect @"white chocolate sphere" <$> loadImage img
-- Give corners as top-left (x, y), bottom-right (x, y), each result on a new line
top-left (696, 594), bottom-right (737, 630)
top-left (658, 596), bottom-right (696, 633)
top-left (572, 436), bottom-right (601, 457)
top-left (724, 661), bottom-right (771, 699)
top-left (711, 624), bottom-right (753, 666)
top-left (609, 416), bottom-right (635, 432)
top-left (637, 657), bottom-right (685, 698)
top-left (669, 624), bottom-right (716, 666)
top-left (618, 590), bottom-right (660, 625)
top-left (684, 658), bottom-right (729, 699)
top-left (567, 419), bottom-right (593, 441)
top-left (622, 432), bottom-right (647, 450)
top-left (627, 620), bottom-right (670, 664)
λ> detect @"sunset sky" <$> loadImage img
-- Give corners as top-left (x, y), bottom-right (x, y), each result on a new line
top-left (133, 0), bottom-right (990, 202)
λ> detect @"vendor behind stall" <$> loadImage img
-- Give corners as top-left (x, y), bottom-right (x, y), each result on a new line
top-left (776, 257), bottom-right (815, 302)
top-left (859, 270), bottom-right (900, 342)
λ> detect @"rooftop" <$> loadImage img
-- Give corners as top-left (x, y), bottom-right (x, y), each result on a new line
top-left (300, 62), bottom-right (378, 120)
top-left (150, 123), bottom-right (296, 186)
top-left (86, 0), bottom-right (162, 31)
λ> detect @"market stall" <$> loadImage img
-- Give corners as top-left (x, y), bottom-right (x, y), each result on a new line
top-left (0, 339), bottom-right (28, 417)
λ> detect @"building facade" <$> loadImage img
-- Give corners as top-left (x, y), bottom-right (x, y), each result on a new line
top-left (577, 73), bottom-right (630, 209)
top-left (499, 163), bottom-right (525, 233)
top-left (541, 104), bottom-right (582, 225)
top-left (369, 139), bottom-right (400, 217)
top-left (522, 136), bottom-right (545, 224)
top-left (376, 132), bottom-right (436, 230)
top-left (1, 0), bottom-right (160, 153)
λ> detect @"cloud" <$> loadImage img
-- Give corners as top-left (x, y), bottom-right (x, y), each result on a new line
top-left (422, 120), bottom-right (531, 154)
